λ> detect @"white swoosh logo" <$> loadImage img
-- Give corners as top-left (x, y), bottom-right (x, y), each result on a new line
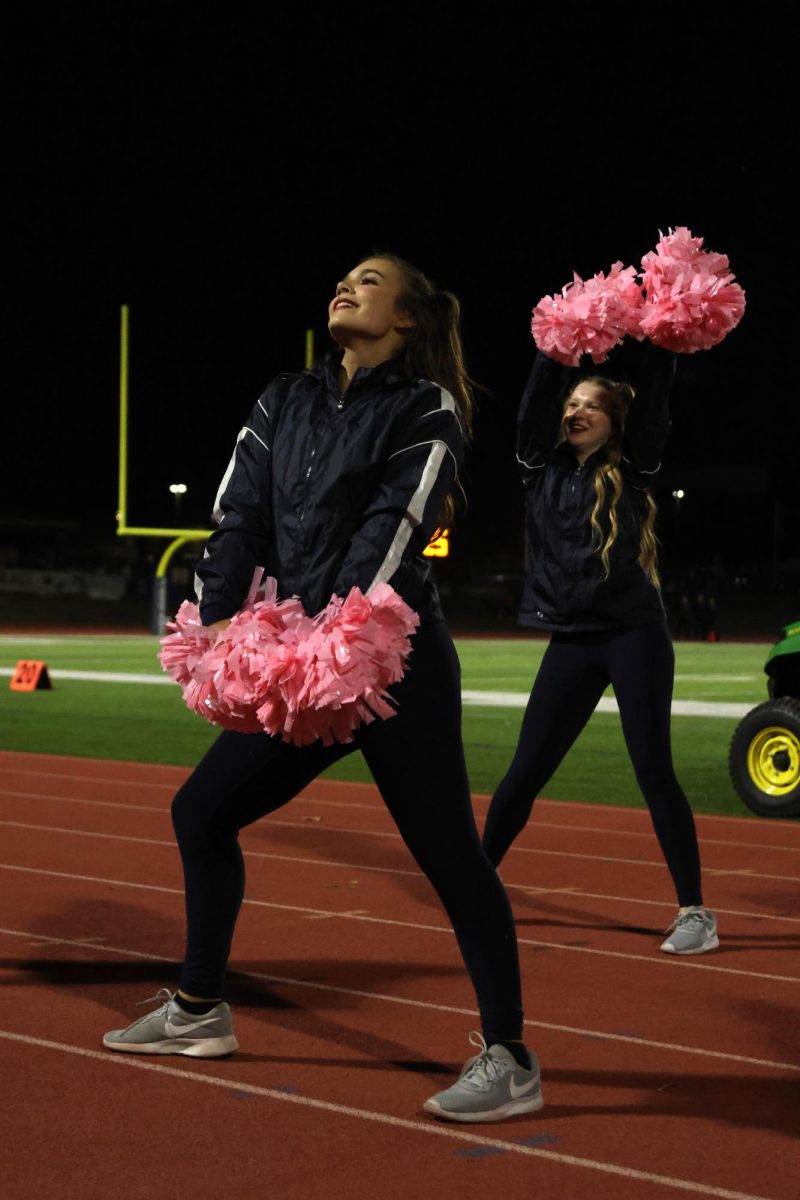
top-left (164, 1016), bottom-right (216, 1037)
top-left (509, 1075), bottom-right (540, 1099)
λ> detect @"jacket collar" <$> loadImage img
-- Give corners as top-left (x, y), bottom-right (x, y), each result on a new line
top-left (312, 350), bottom-right (411, 393)
top-left (556, 441), bottom-right (608, 472)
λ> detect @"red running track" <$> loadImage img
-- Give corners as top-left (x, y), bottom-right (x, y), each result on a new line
top-left (1, 749), bottom-right (799, 1200)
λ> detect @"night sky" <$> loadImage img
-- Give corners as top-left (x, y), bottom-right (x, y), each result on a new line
top-left (6, 4), bottom-right (793, 584)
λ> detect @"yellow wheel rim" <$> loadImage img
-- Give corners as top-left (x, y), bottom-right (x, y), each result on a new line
top-left (747, 726), bottom-right (800, 796)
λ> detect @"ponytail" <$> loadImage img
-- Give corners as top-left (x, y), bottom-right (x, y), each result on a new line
top-left (372, 253), bottom-right (476, 530)
top-left (372, 253), bottom-right (474, 440)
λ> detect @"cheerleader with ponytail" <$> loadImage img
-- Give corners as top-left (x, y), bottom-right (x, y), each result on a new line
top-left (103, 252), bottom-right (542, 1124)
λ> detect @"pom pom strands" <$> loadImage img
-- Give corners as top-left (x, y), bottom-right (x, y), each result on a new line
top-left (158, 574), bottom-right (306, 734)
top-left (279, 583), bottom-right (420, 746)
top-left (639, 226), bottom-right (746, 353)
top-left (531, 262), bottom-right (645, 367)
top-left (158, 574), bottom-right (420, 747)
top-left (531, 228), bottom-right (745, 362)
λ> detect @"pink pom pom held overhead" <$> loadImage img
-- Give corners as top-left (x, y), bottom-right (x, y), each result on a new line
top-left (639, 226), bottom-right (746, 353)
top-left (530, 229), bottom-right (745, 364)
top-left (531, 262), bottom-right (645, 367)
top-left (158, 571), bottom-right (420, 747)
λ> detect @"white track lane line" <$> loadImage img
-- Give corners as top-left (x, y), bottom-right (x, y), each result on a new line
top-left (2, 926), bottom-right (799, 1078)
top-left (1, 758), bottom-right (792, 834)
top-left (2, 770), bottom-right (798, 855)
top-left (2, 788), bottom-right (796, 883)
top-left (286, 798), bottom-right (800, 855)
top-left (2, 817), bottom-right (799, 928)
top-left (4, 761), bottom-right (800, 857)
top-left (0, 1029), bottom-right (780, 1200)
top-left (0, 769), bottom-right (176, 789)
top-left (2, 863), bottom-right (798, 986)
top-left (1, 788), bottom-right (169, 812)
top-left (261, 818), bottom-right (800, 884)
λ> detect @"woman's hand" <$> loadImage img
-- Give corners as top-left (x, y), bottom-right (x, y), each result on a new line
top-left (210, 619), bottom-right (231, 631)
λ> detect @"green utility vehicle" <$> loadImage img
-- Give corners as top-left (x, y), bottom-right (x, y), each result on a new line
top-left (729, 620), bottom-right (800, 817)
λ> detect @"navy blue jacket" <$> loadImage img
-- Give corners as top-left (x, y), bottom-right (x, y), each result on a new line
top-left (517, 344), bottom-right (675, 633)
top-left (196, 354), bottom-right (463, 626)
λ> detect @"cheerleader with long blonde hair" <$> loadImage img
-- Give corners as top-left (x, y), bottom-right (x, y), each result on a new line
top-left (482, 342), bottom-right (718, 954)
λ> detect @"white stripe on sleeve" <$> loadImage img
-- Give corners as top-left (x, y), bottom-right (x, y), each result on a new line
top-left (210, 427), bottom-right (269, 523)
top-left (368, 441), bottom-right (447, 592)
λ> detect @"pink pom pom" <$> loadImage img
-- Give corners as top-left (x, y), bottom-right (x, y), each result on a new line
top-left (159, 570), bottom-right (420, 747)
top-left (159, 569), bottom-right (305, 733)
top-left (531, 262), bottom-right (645, 367)
top-left (158, 600), bottom-right (220, 689)
top-left (639, 227), bottom-right (746, 353)
top-left (268, 583), bottom-right (421, 747)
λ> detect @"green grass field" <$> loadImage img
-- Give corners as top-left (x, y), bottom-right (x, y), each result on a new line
top-left (0, 633), bottom-right (769, 816)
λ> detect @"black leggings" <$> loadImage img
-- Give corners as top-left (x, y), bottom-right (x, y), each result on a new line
top-left (482, 621), bottom-right (703, 907)
top-left (171, 621), bottom-right (523, 1045)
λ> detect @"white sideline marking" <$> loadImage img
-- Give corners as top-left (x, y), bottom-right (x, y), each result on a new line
top-left (0, 667), bottom-right (171, 685)
top-left (2, 863), bottom-right (799, 985)
top-left (475, 675), bottom-right (759, 685)
top-left (0, 667), bottom-right (754, 715)
top-left (3, 818), bottom-right (800, 926)
top-left (0, 1028), bottom-right (779, 1200)
top-left (673, 675), bottom-right (758, 683)
top-left (0, 636), bottom-right (151, 645)
top-left (462, 690), bottom-right (752, 718)
top-left (3, 923), bottom-right (800, 1078)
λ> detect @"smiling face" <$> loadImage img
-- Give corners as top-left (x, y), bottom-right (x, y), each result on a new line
top-left (327, 258), bottom-right (414, 350)
top-left (562, 381), bottom-right (613, 462)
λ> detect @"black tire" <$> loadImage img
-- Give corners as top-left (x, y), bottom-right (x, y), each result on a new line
top-left (729, 698), bottom-right (800, 818)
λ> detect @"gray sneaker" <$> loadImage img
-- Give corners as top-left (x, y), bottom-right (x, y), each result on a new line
top-left (661, 907), bottom-right (719, 955)
top-left (103, 990), bottom-right (239, 1057)
top-left (423, 1033), bottom-right (543, 1123)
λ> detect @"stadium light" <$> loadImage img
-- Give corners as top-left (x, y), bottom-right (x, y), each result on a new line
top-left (169, 482), bottom-right (188, 524)
top-left (672, 488), bottom-right (685, 533)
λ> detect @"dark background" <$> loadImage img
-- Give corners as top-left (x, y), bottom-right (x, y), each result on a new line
top-left (4, 3), bottom-right (795, 626)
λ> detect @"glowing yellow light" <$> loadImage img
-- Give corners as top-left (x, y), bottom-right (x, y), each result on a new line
top-left (423, 529), bottom-right (450, 558)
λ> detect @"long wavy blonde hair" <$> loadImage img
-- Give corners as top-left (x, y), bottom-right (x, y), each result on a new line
top-left (562, 376), bottom-right (660, 587)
